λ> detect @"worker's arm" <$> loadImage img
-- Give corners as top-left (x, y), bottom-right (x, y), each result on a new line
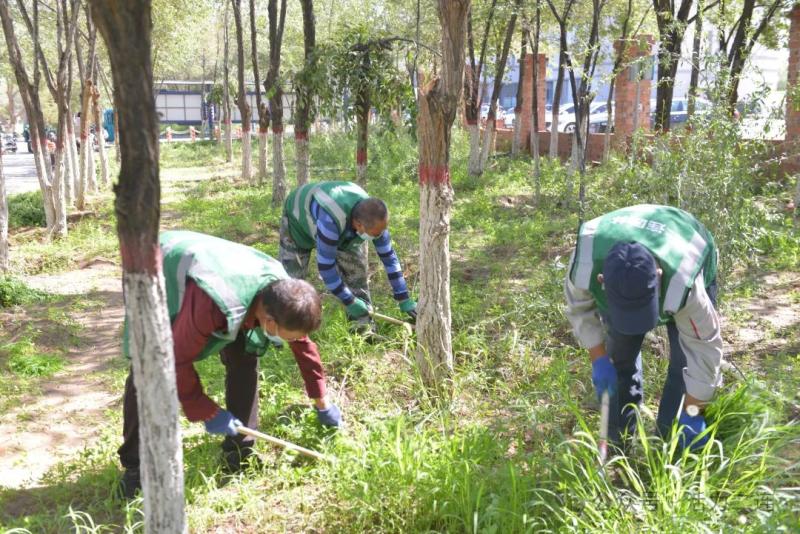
top-left (288, 336), bottom-right (328, 408)
top-left (674, 276), bottom-right (724, 407)
top-left (172, 279), bottom-right (228, 422)
top-left (564, 255), bottom-right (606, 357)
top-left (373, 230), bottom-right (410, 302)
top-left (313, 203), bottom-right (355, 305)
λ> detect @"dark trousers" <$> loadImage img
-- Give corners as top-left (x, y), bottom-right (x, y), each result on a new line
top-left (605, 281), bottom-right (718, 443)
top-left (118, 332), bottom-right (260, 470)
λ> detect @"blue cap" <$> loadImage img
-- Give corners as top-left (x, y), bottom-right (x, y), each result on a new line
top-left (603, 242), bottom-right (660, 335)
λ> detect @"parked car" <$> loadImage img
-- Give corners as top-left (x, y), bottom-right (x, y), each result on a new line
top-left (546, 101), bottom-right (613, 132)
top-left (648, 97), bottom-right (712, 128)
top-left (737, 92), bottom-right (786, 140)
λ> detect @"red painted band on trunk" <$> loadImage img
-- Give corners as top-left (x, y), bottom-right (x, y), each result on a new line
top-left (272, 126), bottom-right (284, 134)
top-left (259, 127), bottom-right (269, 134)
top-left (119, 240), bottom-right (162, 276)
top-left (295, 131), bottom-right (308, 141)
top-left (80, 133), bottom-right (89, 140)
top-left (356, 150), bottom-right (367, 165)
top-left (514, 106), bottom-right (522, 113)
top-left (242, 127), bottom-right (250, 134)
top-left (418, 165), bottom-right (451, 185)
top-left (56, 141), bottom-right (64, 150)
top-left (466, 119), bottom-right (478, 126)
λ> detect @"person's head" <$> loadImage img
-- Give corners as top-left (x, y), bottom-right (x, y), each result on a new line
top-left (251, 279), bottom-right (322, 342)
top-left (597, 241), bottom-right (663, 336)
top-left (352, 198), bottom-right (389, 240)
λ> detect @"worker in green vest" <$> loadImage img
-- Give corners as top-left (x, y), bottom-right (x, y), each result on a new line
top-left (118, 231), bottom-right (339, 498)
top-left (280, 181), bottom-right (416, 333)
top-left (564, 205), bottom-right (723, 451)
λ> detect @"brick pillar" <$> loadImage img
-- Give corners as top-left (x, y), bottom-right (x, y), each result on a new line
top-left (518, 53), bottom-right (547, 153)
top-left (613, 35), bottom-right (654, 147)
top-left (787, 5), bottom-right (800, 144)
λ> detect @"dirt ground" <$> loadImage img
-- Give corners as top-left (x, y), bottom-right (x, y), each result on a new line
top-left (0, 263), bottom-right (797, 491)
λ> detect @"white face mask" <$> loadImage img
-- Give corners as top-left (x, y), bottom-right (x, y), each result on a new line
top-left (358, 232), bottom-right (377, 242)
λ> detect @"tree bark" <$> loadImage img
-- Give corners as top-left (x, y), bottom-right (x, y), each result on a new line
top-left (0, 0), bottom-right (56, 229)
top-left (687, 0), bottom-right (703, 118)
top-left (355, 84), bottom-right (369, 184)
top-left (91, 64), bottom-right (110, 187)
top-left (416, 0), bottom-right (469, 387)
top-left (653, 0), bottom-right (694, 132)
top-left (265, 0), bottom-right (288, 206)
top-left (90, 2), bottom-right (186, 532)
top-left (0, 149), bottom-right (7, 272)
top-left (223, 4), bottom-right (233, 163)
top-left (295, 0), bottom-right (316, 186)
top-left (530, 0), bottom-right (541, 202)
top-left (511, 27), bottom-right (527, 157)
top-left (479, 3), bottom-right (518, 173)
top-left (549, 48), bottom-right (565, 157)
top-left (231, 0), bottom-right (252, 183)
top-left (250, 0), bottom-right (270, 184)
top-left (464, 0), bottom-right (497, 177)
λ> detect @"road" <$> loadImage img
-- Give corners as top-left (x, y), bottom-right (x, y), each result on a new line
top-left (2, 143), bottom-right (40, 196)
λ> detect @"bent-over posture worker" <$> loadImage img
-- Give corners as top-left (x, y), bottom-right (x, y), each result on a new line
top-left (119, 231), bottom-right (340, 498)
top-left (280, 181), bottom-right (416, 333)
top-left (564, 204), bottom-right (723, 451)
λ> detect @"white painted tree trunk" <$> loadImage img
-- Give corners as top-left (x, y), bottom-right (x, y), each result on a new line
top-left (793, 174), bottom-right (799, 221)
top-left (31, 137), bottom-right (56, 229)
top-left (531, 128), bottom-right (541, 204)
top-left (478, 122), bottom-right (494, 173)
top-left (88, 144), bottom-right (97, 193)
top-left (549, 114), bottom-right (560, 158)
top-left (0, 150), bottom-right (7, 271)
top-left (241, 129), bottom-right (252, 183)
top-left (77, 134), bottom-right (89, 210)
top-left (224, 120), bottom-right (233, 163)
top-left (51, 148), bottom-right (68, 238)
top-left (417, 183), bottom-right (454, 383)
top-left (511, 114), bottom-right (522, 157)
top-left (295, 136), bottom-right (309, 186)
top-left (68, 127), bottom-right (80, 207)
top-left (96, 125), bottom-right (109, 188)
top-left (64, 131), bottom-right (75, 206)
top-left (356, 163), bottom-right (367, 184)
top-left (123, 271), bottom-right (186, 534)
top-left (258, 130), bottom-right (268, 184)
top-left (271, 131), bottom-right (286, 207)
top-left (467, 123), bottom-right (481, 176)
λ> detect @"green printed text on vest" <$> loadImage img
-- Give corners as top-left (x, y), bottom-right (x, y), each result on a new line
top-left (124, 230), bottom-right (289, 361)
top-left (569, 205), bottom-right (717, 322)
top-left (284, 181), bottom-right (369, 251)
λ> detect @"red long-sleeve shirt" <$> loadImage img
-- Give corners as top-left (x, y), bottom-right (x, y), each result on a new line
top-left (174, 279), bottom-right (327, 422)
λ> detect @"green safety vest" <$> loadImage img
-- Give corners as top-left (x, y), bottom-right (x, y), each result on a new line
top-left (283, 181), bottom-right (369, 251)
top-left (569, 204), bottom-right (717, 322)
top-left (124, 230), bottom-right (289, 360)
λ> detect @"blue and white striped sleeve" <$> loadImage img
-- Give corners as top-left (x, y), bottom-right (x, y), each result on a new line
top-left (374, 230), bottom-right (409, 301)
top-left (313, 202), bottom-right (355, 305)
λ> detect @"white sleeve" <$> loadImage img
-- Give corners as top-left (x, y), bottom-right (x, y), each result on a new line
top-left (674, 276), bottom-right (724, 401)
top-left (564, 252), bottom-right (605, 350)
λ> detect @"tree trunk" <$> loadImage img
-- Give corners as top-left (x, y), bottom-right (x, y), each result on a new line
top-left (479, 5), bottom-right (517, 173)
top-left (549, 47), bottom-right (565, 157)
top-left (467, 122), bottom-right (481, 174)
top-left (687, 0), bottom-right (703, 119)
top-left (90, 2), bottom-right (187, 532)
top-left (77, 80), bottom-right (93, 209)
top-left (0, 149), bottom-right (7, 272)
top-left (114, 109), bottom-right (120, 162)
top-left (91, 79), bottom-right (110, 187)
top-left (266, 0), bottom-right (288, 206)
top-left (464, 0), bottom-right (497, 177)
top-left (355, 86), bottom-right (369, 184)
top-left (52, 106), bottom-right (68, 238)
top-left (64, 108), bottom-right (76, 206)
top-left (0, 1), bottom-right (56, 229)
top-left (249, 0), bottom-right (270, 184)
top-left (295, 0), bottom-right (316, 186)
top-left (511, 27), bottom-right (527, 157)
top-left (604, 0), bottom-right (632, 161)
top-left (223, 4), bottom-right (233, 163)
top-left (653, 0), bottom-right (694, 132)
top-left (231, 0), bottom-right (252, 183)
top-left (416, 0), bottom-right (469, 387)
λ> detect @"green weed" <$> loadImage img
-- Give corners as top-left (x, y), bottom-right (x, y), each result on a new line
top-left (1, 340), bottom-right (66, 377)
top-left (0, 277), bottom-right (49, 307)
top-left (8, 190), bottom-right (46, 228)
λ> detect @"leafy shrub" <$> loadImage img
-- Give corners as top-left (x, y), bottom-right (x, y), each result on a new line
top-left (2, 340), bottom-right (65, 377)
top-left (8, 190), bottom-right (46, 228)
top-left (0, 276), bottom-right (48, 307)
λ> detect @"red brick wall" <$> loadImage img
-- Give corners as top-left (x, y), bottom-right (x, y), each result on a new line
top-left (613, 36), bottom-right (654, 147)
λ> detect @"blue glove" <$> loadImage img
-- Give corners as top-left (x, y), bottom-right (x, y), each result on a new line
top-left (591, 355), bottom-right (618, 401)
top-left (678, 411), bottom-right (709, 451)
top-left (315, 404), bottom-right (342, 427)
top-left (204, 409), bottom-right (242, 436)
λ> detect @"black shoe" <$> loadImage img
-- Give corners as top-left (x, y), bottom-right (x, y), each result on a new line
top-left (222, 446), bottom-right (260, 473)
top-left (119, 467), bottom-right (141, 499)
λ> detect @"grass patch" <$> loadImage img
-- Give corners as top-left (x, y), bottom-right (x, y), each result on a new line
top-left (8, 191), bottom-right (46, 229)
top-left (1, 340), bottom-right (66, 378)
top-left (0, 277), bottom-right (49, 307)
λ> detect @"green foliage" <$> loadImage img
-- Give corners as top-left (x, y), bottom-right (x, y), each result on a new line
top-left (8, 190), bottom-right (46, 228)
top-left (0, 276), bottom-right (48, 307)
top-left (1, 340), bottom-right (65, 377)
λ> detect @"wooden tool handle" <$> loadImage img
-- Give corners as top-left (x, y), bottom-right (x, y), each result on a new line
top-left (237, 426), bottom-right (332, 462)
top-left (370, 310), bottom-right (414, 334)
